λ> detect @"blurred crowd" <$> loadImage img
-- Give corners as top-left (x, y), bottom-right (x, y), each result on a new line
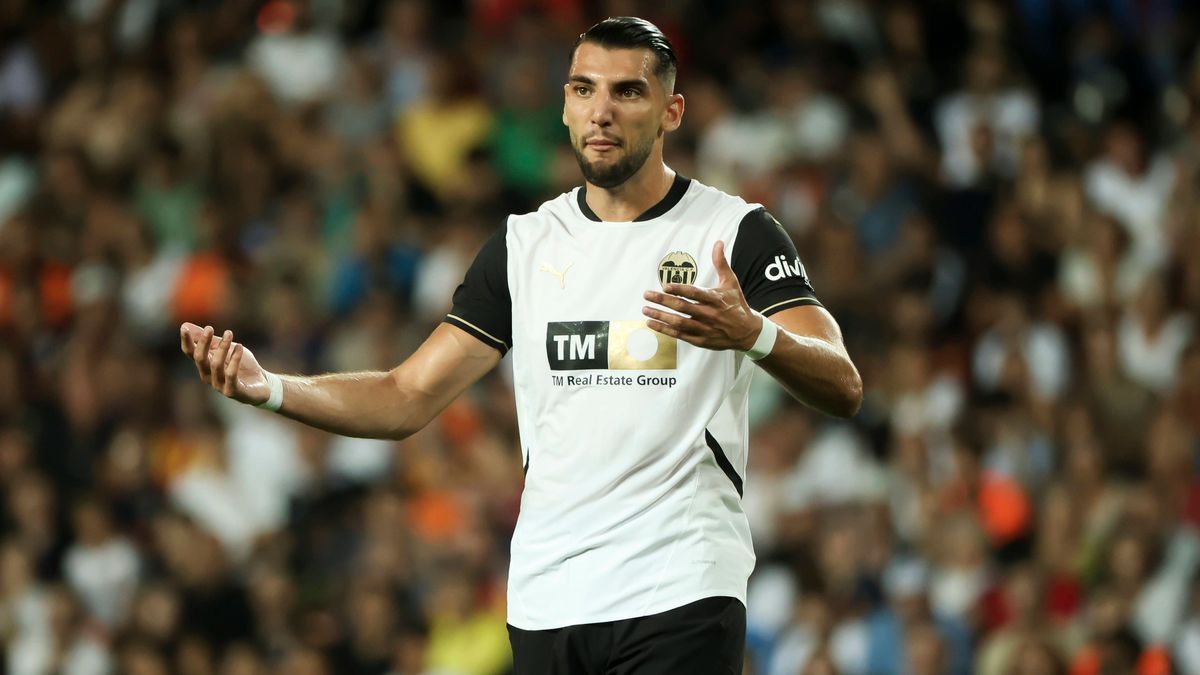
top-left (1, 0), bottom-right (1200, 674)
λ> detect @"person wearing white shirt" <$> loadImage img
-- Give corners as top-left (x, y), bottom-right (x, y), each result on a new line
top-left (182, 17), bottom-right (861, 675)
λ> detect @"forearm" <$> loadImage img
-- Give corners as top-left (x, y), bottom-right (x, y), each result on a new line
top-left (183, 321), bottom-right (498, 437)
top-left (268, 324), bottom-right (500, 439)
top-left (274, 371), bottom-right (426, 440)
top-left (756, 325), bottom-right (863, 418)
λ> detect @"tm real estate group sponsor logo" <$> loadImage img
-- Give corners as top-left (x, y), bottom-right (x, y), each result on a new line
top-left (545, 320), bottom-right (679, 387)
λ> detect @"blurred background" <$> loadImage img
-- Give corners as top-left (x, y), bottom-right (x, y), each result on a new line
top-left (1, 0), bottom-right (1199, 674)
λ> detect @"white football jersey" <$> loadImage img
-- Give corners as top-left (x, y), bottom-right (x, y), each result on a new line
top-left (445, 175), bottom-right (820, 630)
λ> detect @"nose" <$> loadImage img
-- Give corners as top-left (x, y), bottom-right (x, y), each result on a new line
top-left (588, 89), bottom-right (615, 127)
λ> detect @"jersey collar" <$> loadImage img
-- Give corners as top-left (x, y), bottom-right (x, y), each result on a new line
top-left (577, 173), bottom-right (692, 223)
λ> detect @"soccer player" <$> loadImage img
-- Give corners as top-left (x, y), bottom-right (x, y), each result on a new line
top-left (182, 16), bottom-right (861, 675)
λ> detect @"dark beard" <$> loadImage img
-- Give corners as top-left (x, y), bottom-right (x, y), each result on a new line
top-left (573, 136), bottom-right (654, 188)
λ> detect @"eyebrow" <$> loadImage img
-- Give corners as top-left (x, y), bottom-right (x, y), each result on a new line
top-left (568, 75), bottom-right (650, 90)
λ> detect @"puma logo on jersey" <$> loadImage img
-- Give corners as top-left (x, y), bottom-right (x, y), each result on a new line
top-left (540, 262), bottom-right (573, 289)
top-left (765, 255), bottom-right (807, 282)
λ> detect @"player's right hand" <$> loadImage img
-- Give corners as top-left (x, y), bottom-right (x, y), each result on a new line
top-left (180, 322), bottom-right (270, 406)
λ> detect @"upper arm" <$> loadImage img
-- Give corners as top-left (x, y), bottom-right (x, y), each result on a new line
top-left (444, 224), bottom-right (512, 353)
top-left (388, 222), bottom-right (511, 429)
top-left (387, 322), bottom-right (502, 425)
top-left (730, 207), bottom-right (821, 316)
top-left (730, 207), bottom-right (850, 357)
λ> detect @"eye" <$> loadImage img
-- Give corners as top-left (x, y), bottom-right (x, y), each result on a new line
top-left (574, 86), bottom-right (591, 96)
top-left (620, 87), bottom-right (640, 98)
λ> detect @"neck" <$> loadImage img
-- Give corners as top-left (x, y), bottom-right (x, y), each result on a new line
top-left (584, 155), bottom-right (674, 222)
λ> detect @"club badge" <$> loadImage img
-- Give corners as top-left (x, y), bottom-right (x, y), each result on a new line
top-left (658, 251), bottom-right (697, 287)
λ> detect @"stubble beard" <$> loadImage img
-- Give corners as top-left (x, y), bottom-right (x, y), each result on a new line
top-left (573, 134), bottom-right (656, 189)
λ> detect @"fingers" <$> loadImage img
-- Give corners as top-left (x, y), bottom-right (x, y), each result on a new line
top-left (644, 317), bottom-right (708, 347)
top-left (657, 283), bottom-right (718, 304)
top-left (712, 240), bottom-right (734, 285)
top-left (191, 325), bottom-right (214, 378)
top-left (223, 344), bottom-right (243, 397)
top-left (179, 324), bottom-right (192, 354)
top-left (182, 324), bottom-right (243, 396)
top-left (642, 306), bottom-right (703, 336)
top-left (640, 243), bottom-right (753, 352)
top-left (211, 330), bottom-right (233, 389)
top-left (643, 289), bottom-right (712, 318)
top-left (180, 322), bottom-right (206, 355)
top-left (645, 318), bottom-right (678, 338)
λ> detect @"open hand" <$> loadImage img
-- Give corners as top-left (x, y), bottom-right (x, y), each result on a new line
top-left (180, 322), bottom-right (270, 405)
top-left (642, 241), bottom-right (762, 351)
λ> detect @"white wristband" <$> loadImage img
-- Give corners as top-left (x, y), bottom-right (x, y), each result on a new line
top-left (256, 371), bottom-right (284, 412)
top-left (744, 313), bottom-right (778, 361)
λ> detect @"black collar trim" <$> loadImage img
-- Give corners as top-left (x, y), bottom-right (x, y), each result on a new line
top-left (577, 173), bottom-right (692, 222)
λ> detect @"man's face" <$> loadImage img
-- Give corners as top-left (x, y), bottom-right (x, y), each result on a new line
top-left (563, 42), bottom-right (682, 188)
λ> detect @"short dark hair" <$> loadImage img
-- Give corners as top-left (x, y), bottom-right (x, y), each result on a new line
top-left (570, 17), bottom-right (678, 91)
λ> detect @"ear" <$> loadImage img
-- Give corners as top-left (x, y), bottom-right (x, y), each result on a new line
top-left (662, 93), bottom-right (684, 134)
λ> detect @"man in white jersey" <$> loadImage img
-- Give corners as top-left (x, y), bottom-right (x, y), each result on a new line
top-left (182, 16), bottom-right (861, 675)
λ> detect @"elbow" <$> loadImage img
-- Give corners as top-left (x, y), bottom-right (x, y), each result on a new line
top-left (379, 389), bottom-right (426, 440)
top-left (384, 409), bottom-right (428, 441)
top-left (832, 369), bottom-right (864, 419)
top-left (385, 424), bottom-right (417, 442)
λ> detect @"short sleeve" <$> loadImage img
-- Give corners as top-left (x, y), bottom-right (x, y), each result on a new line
top-left (731, 207), bottom-right (821, 316)
top-left (444, 225), bottom-right (512, 354)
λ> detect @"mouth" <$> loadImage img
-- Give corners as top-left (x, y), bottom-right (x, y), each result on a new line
top-left (584, 137), bottom-right (620, 151)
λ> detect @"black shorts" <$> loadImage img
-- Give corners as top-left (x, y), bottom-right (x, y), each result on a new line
top-left (507, 596), bottom-right (746, 675)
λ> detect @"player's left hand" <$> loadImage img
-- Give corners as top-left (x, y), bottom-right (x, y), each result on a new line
top-left (643, 240), bottom-right (762, 351)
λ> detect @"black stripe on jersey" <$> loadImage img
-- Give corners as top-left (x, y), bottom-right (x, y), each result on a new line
top-left (759, 297), bottom-right (824, 315)
top-left (444, 225), bottom-right (512, 355)
top-left (576, 173), bottom-right (692, 222)
top-left (704, 429), bottom-right (743, 498)
top-left (731, 207), bottom-right (821, 317)
top-left (445, 314), bottom-right (509, 353)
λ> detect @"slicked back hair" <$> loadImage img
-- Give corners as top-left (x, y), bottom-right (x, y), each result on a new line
top-left (570, 17), bottom-right (678, 93)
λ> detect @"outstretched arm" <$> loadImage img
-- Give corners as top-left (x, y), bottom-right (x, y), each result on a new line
top-left (642, 240), bottom-right (862, 418)
top-left (181, 321), bottom-right (502, 439)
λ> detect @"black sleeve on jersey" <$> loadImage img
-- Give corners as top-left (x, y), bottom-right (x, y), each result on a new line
top-left (730, 207), bottom-right (822, 317)
top-left (443, 225), bottom-right (512, 355)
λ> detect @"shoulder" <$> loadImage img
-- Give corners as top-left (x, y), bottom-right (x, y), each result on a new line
top-left (685, 178), bottom-right (753, 208)
top-left (736, 205), bottom-right (783, 231)
top-left (729, 206), bottom-right (795, 262)
top-left (507, 189), bottom-right (580, 230)
top-left (679, 178), bottom-right (762, 223)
